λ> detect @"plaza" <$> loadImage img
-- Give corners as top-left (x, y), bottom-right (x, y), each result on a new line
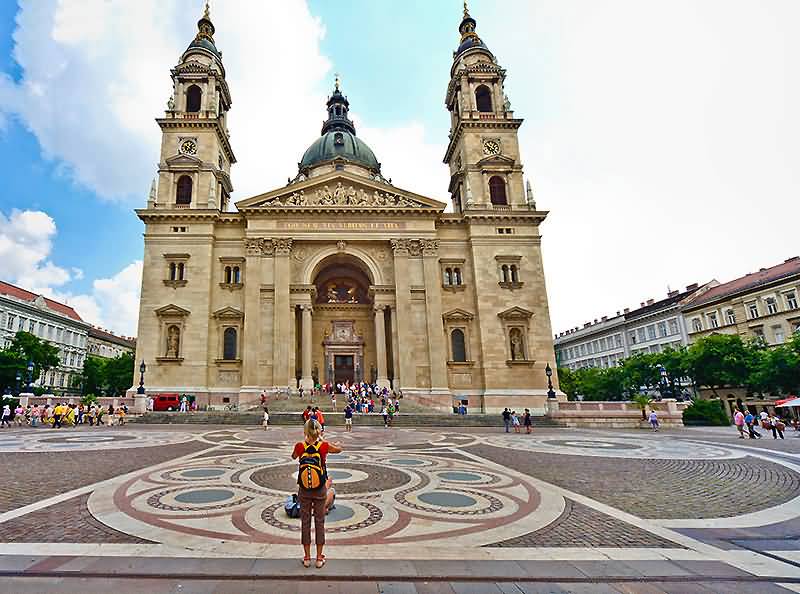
top-left (0, 423), bottom-right (799, 592)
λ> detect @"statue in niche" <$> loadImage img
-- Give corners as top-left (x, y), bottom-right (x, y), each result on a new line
top-left (327, 284), bottom-right (339, 303)
top-left (510, 328), bottom-right (524, 361)
top-left (166, 325), bottom-right (181, 358)
top-left (167, 95), bottom-right (175, 110)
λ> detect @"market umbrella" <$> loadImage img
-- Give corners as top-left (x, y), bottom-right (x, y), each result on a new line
top-left (776, 398), bottom-right (800, 408)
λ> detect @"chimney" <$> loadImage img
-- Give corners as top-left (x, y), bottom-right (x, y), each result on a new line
top-left (759, 268), bottom-right (767, 272)
top-left (584, 322), bottom-right (591, 328)
top-left (623, 307), bottom-right (630, 314)
top-left (686, 283), bottom-right (698, 291)
top-left (616, 311), bottom-right (621, 316)
top-left (647, 299), bottom-right (654, 306)
top-left (640, 302), bottom-right (646, 308)
top-left (593, 319), bottom-right (598, 324)
top-left (601, 316), bottom-right (607, 321)
top-left (785, 256), bottom-right (799, 262)
top-left (668, 290), bottom-right (679, 298)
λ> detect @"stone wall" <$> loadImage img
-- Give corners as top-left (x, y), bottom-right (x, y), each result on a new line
top-left (546, 398), bottom-right (688, 428)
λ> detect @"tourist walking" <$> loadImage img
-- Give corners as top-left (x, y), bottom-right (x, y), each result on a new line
top-left (523, 409), bottom-right (532, 434)
top-left (744, 411), bottom-right (761, 439)
top-left (344, 404), bottom-right (353, 432)
top-left (649, 410), bottom-right (659, 432)
top-left (13, 404), bottom-right (25, 427)
top-left (502, 408), bottom-right (511, 433)
top-left (733, 409), bottom-right (745, 438)
top-left (30, 404), bottom-right (40, 427)
top-left (768, 414), bottom-right (785, 440)
top-left (0, 404), bottom-right (11, 428)
top-left (262, 407), bottom-right (270, 430)
top-left (292, 419), bottom-right (343, 569)
top-left (381, 405), bottom-right (388, 428)
top-left (511, 410), bottom-right (520, 433)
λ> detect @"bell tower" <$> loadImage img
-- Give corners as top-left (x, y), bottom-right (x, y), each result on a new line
top-left (443, 3), bottom-right (531, 214)
top-left (149, 3), bottom-right (236, 211)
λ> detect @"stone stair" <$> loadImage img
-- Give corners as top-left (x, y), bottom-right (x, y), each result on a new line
top-left (129, 411), bottom-right (562, 428)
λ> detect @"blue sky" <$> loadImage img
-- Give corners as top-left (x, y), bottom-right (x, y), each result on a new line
top-left (1, 0), bottom-right (799, 337)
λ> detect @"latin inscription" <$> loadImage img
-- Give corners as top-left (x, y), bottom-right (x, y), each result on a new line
top-left (276, 221), bottom-right (405, 231)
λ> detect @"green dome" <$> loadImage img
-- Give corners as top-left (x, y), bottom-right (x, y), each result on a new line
top-left (300, 130), bottom-right (380, 172)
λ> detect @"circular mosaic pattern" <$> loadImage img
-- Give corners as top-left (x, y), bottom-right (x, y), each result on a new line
top-left (88, 448), bottom-right (563, 550)
top-left (0, 430), bottom-right (196, 452)
top-left (481, 434), bottom-right (741, 460)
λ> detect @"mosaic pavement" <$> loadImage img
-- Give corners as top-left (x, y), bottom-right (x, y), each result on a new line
top-left (1, 424), bottom-right (800, 591)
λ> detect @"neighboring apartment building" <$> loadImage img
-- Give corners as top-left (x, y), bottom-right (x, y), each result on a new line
top-left (87, 326), bottom-right (136, 359)
top-left (0, 281), bottom-right (90, 395)
top-left (683, 257), bottom-right (800, 346)
top-left (555, 283), bottom-right (712, 371)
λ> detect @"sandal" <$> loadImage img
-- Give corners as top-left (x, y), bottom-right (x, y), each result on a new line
top-left (315, 555), bottom-right (326, 569)
top-left (302, 557), bottom-right (311, 568)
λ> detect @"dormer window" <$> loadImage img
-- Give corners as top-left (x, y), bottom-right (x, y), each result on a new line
top-left (334, 132), bottom-right (344, 146)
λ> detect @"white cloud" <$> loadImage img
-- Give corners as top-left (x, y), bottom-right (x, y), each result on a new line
top-left (0, 208), bottom-right (141, 336)
top-left (480, 0), bottom-right (800, 333)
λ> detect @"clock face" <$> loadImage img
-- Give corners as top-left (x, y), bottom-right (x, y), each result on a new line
top-left (180, 139), bottom-right (197, 155)
top-left (483, 139), bottom-right (501, 155)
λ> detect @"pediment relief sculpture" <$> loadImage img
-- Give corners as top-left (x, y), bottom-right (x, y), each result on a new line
top-left (255, 182), bottom-right (426, 209)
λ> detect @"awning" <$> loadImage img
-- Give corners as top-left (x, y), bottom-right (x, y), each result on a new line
top-left (776, 398), bottom-right (800, 408)
top-left (775, 396), bottom-right (798, 406)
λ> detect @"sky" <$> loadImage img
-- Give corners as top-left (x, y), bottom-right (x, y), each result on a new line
top-left (0, 0), bottom-right (798, 338)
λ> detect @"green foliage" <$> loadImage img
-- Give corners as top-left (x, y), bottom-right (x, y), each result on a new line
top-left (0, 349), bottom-right (24, 394)
top-left (684, 334), bottom-right (761, 396)
top-left (79, 353), bottom-right (135, 396)
top-left (9, 332), bottom-right (60, 379)
top-left (81, 393), bottom-right (99, 406)
top-left (556, 367), bottom-right (579, 400)
top-left (619, 353), bottom-right (661, 395)
top-left (682, 398), bottom-right (730, 426)
top-left (631, 393), bottom-right (652, 419)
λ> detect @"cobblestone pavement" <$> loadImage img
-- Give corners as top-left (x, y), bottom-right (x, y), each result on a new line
top-left (0, 425), bottom-right (799, 592)
top-left (467, 445), bottom-right (800, 519)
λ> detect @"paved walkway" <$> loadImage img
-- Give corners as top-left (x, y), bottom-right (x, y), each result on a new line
top-left (0, 424), bottom-right (799, 592)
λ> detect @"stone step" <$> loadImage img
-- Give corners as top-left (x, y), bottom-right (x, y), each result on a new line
top-left (129, 411), bottom-right (561, 427)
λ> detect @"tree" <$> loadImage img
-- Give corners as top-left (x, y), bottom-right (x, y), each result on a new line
top-left (7, 332), bottom-right (60, 386)
top-left (619, 353), bottom-right (660, 396)
top-left (104, 353), bottom-right (135, 396)
top-left (576, 366), bottom-right (626, 401)
top-left (749, 344), bottom-right (800, 395)
top-left (659, 346), bottom-right (690, 398)
top-left (557, 367), bottom-right (579, 400)
top-left (81, 356), bottom-right (105, 396)
top-left (631, 393), bottom-right (652, 420)
top-left (0, 349), bottom-right (25, 394)
top-left (684, 334), bottom-right (760, 397)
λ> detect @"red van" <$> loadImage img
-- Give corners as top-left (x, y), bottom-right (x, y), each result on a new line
top-left (153, 393), bottom-right (180, 411)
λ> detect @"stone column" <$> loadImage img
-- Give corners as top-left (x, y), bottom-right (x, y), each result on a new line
top-left (421, 239), bottom-right (449, 392)
top-left (241, 238), bottom-right (264, 389)
top-left (374, 305), bottom-right (389, 390)
top-left (390, 305), bottom-right (400, 390)
top-left (272, 238), bottom-right (292, 391)
top-left (391, 239), bottom-right (413, 390)
top-left (300, 304), bottom-right (314, 391)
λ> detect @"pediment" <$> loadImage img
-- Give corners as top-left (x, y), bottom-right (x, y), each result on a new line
top-left (235, 171), bottom-right (446, 212)
top-left (497, 306), bottom-right (534, 321)
top-left (165, 154), bottom-right (203, 167)
top-left (443, 308), bottom-right (475, 321)
top-left (155, 304), bottom-right (191, 318)
top-left (212, 306), bottom-right (244, 320)
top-left (476, 154), bottom-right (515, 167)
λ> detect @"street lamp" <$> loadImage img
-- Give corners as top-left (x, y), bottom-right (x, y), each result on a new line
top-left (14, 371), bottom-right (21, 397)
top-left (545, 363), bottom-right (556, 399)
top-left (26, 360), bottom-right (34, 393)
top-left (658, 364), bottom-right (668, 400)
top-left (136, 360), bottom-right (147, 395)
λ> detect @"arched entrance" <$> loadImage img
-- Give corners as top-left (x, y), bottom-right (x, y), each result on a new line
top-left (298, 253), bottom-right (393, 390)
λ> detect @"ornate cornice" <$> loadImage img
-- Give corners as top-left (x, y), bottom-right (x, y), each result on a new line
top-left (443, 119), bottom-right (523, 164)
top-left (156, 117), bottom-right (236, 164)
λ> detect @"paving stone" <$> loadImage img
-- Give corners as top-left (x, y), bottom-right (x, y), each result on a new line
top-left (378, 583), bottom-right (419, 594)
top-left (450, 582), bottom-right (505, 594)
top-left (571, 561), bottom-right (645, 578)
top-left (514, 561), bottom-right (586, 580)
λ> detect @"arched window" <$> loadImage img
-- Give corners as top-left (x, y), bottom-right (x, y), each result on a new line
top-left (223, 327), bottom-right (237, 360)
top-left (451, 329), bottom-right (467, 362)
top-left (232, 266), bottom-right (241, 283)
top-left (186, 85), bottom-right (202, 112)
top-left (177, 263), bottom-right (185, 281)
top-left (489, 176), bottom-right (507, 205)
top-left (510, 265), bottom-right (519, 283)
top-left (501, 264), bottom-right (509, 283)
top-left (176, 175), bottom-right (192, 205)
top-left (444, 268), bottom-right (452, 286)
top-left (475, 85), bottom-right (493, 112)
top-left (453, 268), bottom-right (462, 285)
top-left (224, 266), bottom-right (232, 283)
top-left (169, 262), bottom-right (177, 281)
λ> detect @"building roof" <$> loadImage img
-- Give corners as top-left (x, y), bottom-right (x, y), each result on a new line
top-left (0, 281), bottom-right (84, 322)
top-left (88, 326), bottom-right (136, 349)
top-left (624, 284), bottom-right (706, 321)
top-left (686, 257), bottom-right (800, 309)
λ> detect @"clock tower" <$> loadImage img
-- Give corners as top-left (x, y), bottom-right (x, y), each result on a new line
top-left (443, 3), bottom-right (531, 213)
top-left (150, 3), bottom-right (236, 211)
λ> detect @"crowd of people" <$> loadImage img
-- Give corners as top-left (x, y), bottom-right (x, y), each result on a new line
top-left (0, 402), bottom-right (128, 428)
top-left (733, 408), bottom-right (787, 439)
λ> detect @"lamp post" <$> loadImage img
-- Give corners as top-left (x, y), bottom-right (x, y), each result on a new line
top-left (545, 363), bottom-right (556, 399)
top-left (14, 371), bottom-right (21, 397)
top-left (658, 364), bottom-right (668, 401)
top-left (26, 360), bottom-right (34, 393)
top-left (136, 360), bottom-right (147, 395)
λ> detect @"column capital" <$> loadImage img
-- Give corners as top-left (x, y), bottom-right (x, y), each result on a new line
top-left (390, 238), bottom-right (411, 256)
top-left (244, 238), bottom-right (293, 257)
top-left (274, 238), bottom-right (293, 256)
top-left (373, 304), bottom-right (387, 314)
top-left (300, 303), bottom-right (314, 313)
top-left (420, 239), bottom-right (439, 256)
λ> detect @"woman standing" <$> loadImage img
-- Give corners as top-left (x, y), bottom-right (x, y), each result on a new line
top-left (291, 419), bottom-right (342, 568)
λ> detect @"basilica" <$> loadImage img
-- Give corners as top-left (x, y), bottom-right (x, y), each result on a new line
top-left (132, 5), bottom-right (563, 412)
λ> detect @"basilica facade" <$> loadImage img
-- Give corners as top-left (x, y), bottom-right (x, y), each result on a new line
top-left (132, 5), bottom-right (562, 412)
